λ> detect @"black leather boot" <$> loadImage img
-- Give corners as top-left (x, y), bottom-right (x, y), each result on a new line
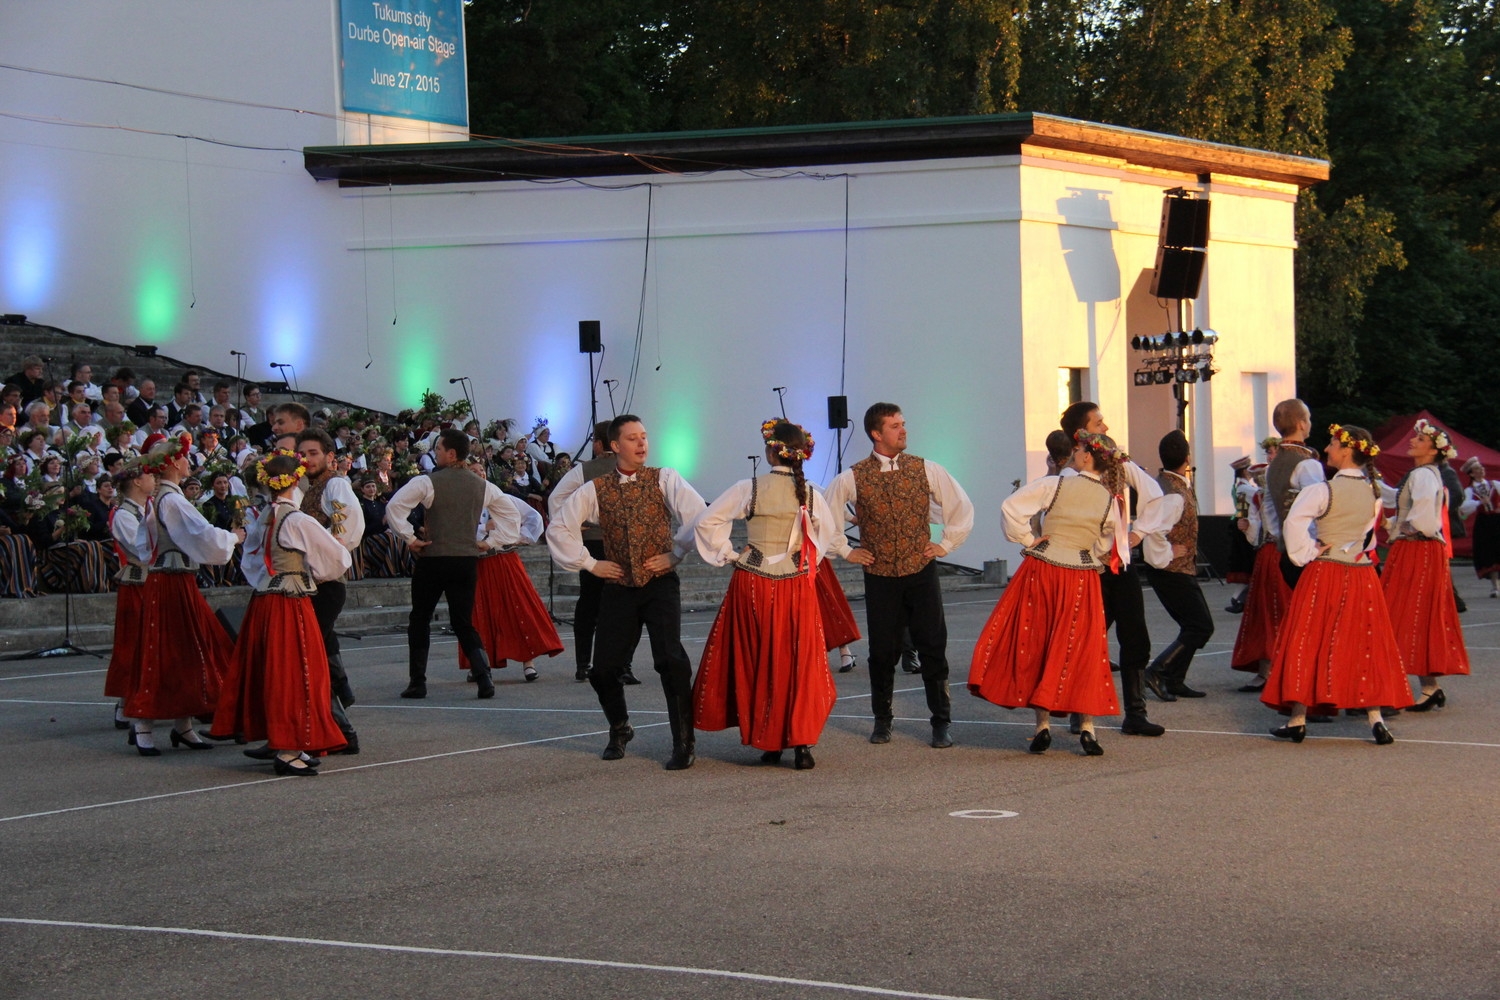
top-left (327, 653), bottom-right (356, 707)
top-left (468, 647), bottom-right (496, 699)
top-left (664, 693), bottom-right (695, 770)
top-left (602, 720), bottom-right (634, 760)
top-left (1144, 641), bottom-right (1184, 701)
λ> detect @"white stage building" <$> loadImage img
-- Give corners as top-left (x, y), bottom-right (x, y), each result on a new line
top-left (0, 0), bottom-right (1329, 566)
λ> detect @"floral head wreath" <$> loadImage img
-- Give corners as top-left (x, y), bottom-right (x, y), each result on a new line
top-left (1259, 435), bottom-right (1282, 453)
top-left (139, 432), bottom-right (193, 475)
top-left (256, 449), bottom-right (306, 492)
top-left (761, 418), bottom-right (814, 461)
top-left (1328, 424), bottom-right (1380, 458)
top-left (1413, 419), bottom-right (1458, 461)
top-left (1073, 430), bottom-right (1129, 465)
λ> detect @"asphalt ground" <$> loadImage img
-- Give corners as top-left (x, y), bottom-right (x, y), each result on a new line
top-left (2, 569), bottom-right (1498, 999)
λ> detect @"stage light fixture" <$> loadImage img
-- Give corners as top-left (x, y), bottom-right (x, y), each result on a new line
top-left (1133, 370), bottom-right (1152, 386)
top-left (1154, 369), bottom-right (1173, 385)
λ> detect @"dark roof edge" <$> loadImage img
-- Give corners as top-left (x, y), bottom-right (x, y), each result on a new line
top-left (304, 112), bottom-right (1329, 189)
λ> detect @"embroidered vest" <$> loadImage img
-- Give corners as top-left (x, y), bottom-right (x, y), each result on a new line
top-left (110, 498), bottom-right (149, 585)
top-left (1026, 474), bottom-right (1114, 571)
top-left (852, 454), bottom-right (931, 578)
top-left (737, 472), bottom-right (807, 579)
top-left (150, 482), bottom-right (195, 572)
top-left (596, 467), bottom-right (674, 588)
top-left (1315, 475), bottom-right (1377, 565)
top-left (301, 471), bottom-right (333, 527)
top-left (260, 499), bottom-right (316, 596)
top-left (1267, 442), bottom-right (1318, 550)
top-left (424, 466), bottom-right (487, 558)
top-left (1158, 470), bottom-right (1199, 575)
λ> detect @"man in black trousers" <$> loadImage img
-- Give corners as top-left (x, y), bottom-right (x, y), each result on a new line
top-left (1061, 401), bottom-right (1171, 737)
top-left (385, 428), bottom-right (525, 699)
top-left (1141, 430), bottom-right (1214, 701)
top-left (825, 402), bottom-right (974, 749)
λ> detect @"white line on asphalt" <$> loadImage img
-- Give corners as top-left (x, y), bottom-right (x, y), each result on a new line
top-left (0, 668), bottom-right (108, 681)
top-left (0, 918), bottom-right (994, 1000)
top-left (0, 699), bottom-right (115, 707)
top-left (0, 725), bottom-right (664, 825)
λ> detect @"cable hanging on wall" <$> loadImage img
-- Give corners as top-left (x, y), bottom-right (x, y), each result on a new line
top-left (621, 182), bottom-right (654, 414)
top-left (182, 137), bottom-right (197, 309)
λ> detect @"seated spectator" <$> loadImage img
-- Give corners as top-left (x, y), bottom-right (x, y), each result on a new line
top-left (71, 363), bottom-right (102, 402)
top-left (238, 384), bottom-right (265, 426)
top-left (131, 405), bottom-right (168, 449)
top-left (62, 403), bottom-right (106, 451)
top-left (0, 400), bottom-right (18, 433)
top-left (171, 402), bottom-right (206, 440)
top-left (126, 377), bottom-right (157, 425)
top-left (164, 382), bottom-right (193, 427)
top-left (7, 357), bottom-right (46, 406)
top-left (183, 370), bottom-right (208, 406)
top-left (109, 367), bottom-right (139, 405)
top-left (19, 402), bottom-right (60, 447)
top-left (211, 380), bottom-right (233, 411)
top-left (19, 429), bottom-right (54, 472)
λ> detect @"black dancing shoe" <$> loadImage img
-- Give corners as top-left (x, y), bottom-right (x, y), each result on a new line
top-left (1143, 668), bottom-right (1176, 702)
top-left (1407, 688), bottom-right (1446, 712)
top-left (128, 730), bottom-right (161, 757)
top-left (602, 722), bottom-right (634, 760)
top-left (760, 749), bottom-right (784, 765)
top-left (620, 669), bottom-right (641, 686)
top-left (333, 736), bottom-right (360, 755)
top-left (930, 723), bottom-right (953, 749)
top-left (400, 682), bottom-right (426, 699)
top-left (1270, 723), bottom-right (1306, 743)
top-left (1119, 715), bottom-right (1165, 737)
top-left (1028, 729), bottom-right (1052, 754)
top-left (1237, 679), bottom-right (1266, 693)
top-left (868, 720), bottom-right (892, 745)
top-left (838, 653), bottom-right (856, 674)
top-left (1372, 721), bottom-right (1395, 745)
top-left (794, 746), bottom-right (815, 770)
top-left (1079, 731), bottom-right (1104, 756)
top-left (169, 729), bottom-right (213, 750)
top-left (1168, 683), bottom-right (1207, 699)
top-left (1226, 596), bottom-right (1246, 614)
top-left (114, 702), bottom-right (129, 730)
top-left (273, 756), bottom-right (319, 777)
top-left (574, 666), bottom-right (589, 683)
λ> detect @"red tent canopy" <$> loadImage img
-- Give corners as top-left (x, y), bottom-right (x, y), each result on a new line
top-left (1370, 411), bottom-right (1500, 557)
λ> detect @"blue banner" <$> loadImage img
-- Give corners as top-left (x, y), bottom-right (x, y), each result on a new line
top-left (340, 0), bottom-right (468, 128)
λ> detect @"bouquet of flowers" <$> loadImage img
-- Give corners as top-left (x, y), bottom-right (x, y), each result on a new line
top-left (56, 504), bottom-right (93, 542)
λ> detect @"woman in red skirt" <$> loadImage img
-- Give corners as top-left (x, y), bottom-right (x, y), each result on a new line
top-left (212, 452), bottom-right (350, 775)
top-left (966, 431), bottom-right (1125, 756)
top-left (127, 433), bottom-right (243, 756)
top-left (103, 461), bottom-right (155, 732)
top-left (1263, 425), bottom-right (1412, 744)
top-left (1381, 419), bottom-right (1469, 710)
top-left (691, 420), bottom-right (838, 769)
top-left (459, 466), bottom-right (564, 682)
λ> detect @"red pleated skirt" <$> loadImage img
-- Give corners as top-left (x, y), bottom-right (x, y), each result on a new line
top-left (1231, 543), bottom-right (1291, 671)
top-left (459, 551), bottom-right (564, 669)
top-left (966, 556), bottom-right (1119, 717)
top-left (211, 592), bottom-right (346, 753)
top-left (1382, 539), bottom-right (1470, 677)
top-left (1262, 560), bottom-right (1414, 713)
top-left (693, 568), bottom-right (836, 751)
top-left (814, 558), bottom-right (861, 650)
top-left (127, 572), bottom-right (232, 720)
top-left (103, 581), bottom-right (144, 699)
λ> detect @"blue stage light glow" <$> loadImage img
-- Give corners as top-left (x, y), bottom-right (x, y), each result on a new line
top-left (4, 200), bottom-right (57, 309)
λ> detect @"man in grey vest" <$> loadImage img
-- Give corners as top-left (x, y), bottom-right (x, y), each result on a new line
top-left (547, 421), bottom-right (641, 684)
top-left (386, 428), bottom-right (526, 699)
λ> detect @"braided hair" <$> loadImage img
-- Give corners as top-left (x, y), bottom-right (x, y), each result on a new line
top-left (1074, 431), bottom-right (1130, 497)
top-left (749, 420), bottom-right (813, 519)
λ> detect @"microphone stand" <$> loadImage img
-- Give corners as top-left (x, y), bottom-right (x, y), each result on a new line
top-left (772, 386), bottom-right (788, 420)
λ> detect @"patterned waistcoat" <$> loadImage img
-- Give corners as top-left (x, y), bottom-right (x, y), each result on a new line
top-left (1158, 470), bottom-right (1199, 575)
top-left (852, 454), bottom-right (931, 578)
top-left (1267, 442), bottom-right (1318, 550)
top-left (596, 467), bottom-right (674, 588)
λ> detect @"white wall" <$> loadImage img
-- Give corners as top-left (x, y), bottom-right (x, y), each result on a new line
top-left (0, 0), bottom-right (1301, 566)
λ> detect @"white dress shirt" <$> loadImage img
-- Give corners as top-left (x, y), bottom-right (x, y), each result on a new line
top-left (546, 466), bottom-right (706, 574)
top-left (383, 471), bottom-right (526, 551)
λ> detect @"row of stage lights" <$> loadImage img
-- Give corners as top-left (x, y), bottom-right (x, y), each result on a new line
top-left (1131, 328), bottom-right (1220, 386)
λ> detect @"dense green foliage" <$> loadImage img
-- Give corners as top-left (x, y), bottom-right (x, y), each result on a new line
top-left (465, 0), bottom-right (1500, 442)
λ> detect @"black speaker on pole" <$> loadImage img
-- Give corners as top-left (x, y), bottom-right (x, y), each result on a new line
top-left (578, 320), bottom-right (602, 354)
top-left (1150, 246), bottom-right (1207, 300)
top-left (827, 395), bottom-right (848, 430)
top-left (1160, 197), bottom-right (1211, 250)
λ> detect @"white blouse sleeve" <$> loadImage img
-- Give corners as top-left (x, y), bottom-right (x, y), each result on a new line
top-left (1000, 476), bottom-right (1062, 547)
top-left (1399, 466), bottom-right (1445, 539)
top-left (692, 479), bottom-right (754, 567)
top-left (280, 510), bottom-right (353, 584)
top-left (157, 491), bottom-right (237, 566)
top-left (1283, 482), bottom-right (1332, 567)
top-left (322, 477), bottom-right (365, 551)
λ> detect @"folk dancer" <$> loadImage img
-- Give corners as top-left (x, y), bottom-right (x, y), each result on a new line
top-left (546, 415), bottom-right (707, 768)
top-left (1263, 424), bottom-right (1412, 744)
top-left (691, 420), bottom-right (839, 769)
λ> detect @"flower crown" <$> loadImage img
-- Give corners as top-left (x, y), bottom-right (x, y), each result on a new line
top-left (761, 418), bottom-right (814, 461)
top-left (1328, 424), bottom-right (1380, 457)
top-left (1073, 430), bottom-right (1129, 465)
top-left (1413, 419), bottom-right (1457, 461)
top-left (1259, 435), bottom-right (1282, 452)
top-left (256, 449), bottom-right (306, 492)
top-left (139, 432), bottom-right (193, 475)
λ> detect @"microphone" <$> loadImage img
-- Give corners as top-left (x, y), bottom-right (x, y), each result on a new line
top-left (269, 362), bottom-right (287, 368)
top-left (229, 350), bottom-right (245, 357)
top-left (449, 377), bottom-right (469, 384)
top-left (772, 386), bottom-right (786, 391)
top-left (603, 379), bottom-right (618, 387)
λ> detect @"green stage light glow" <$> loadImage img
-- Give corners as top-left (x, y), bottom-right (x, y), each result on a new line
top-left (397, 335), bottom-right (438, 408)
top-left (655, 401), bottom-right (700, 480)
top-left (136, 264), bottom-right (177, 342)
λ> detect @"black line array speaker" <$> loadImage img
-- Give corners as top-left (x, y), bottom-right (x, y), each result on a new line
top-left (578, 320), bottom-right (602, 354)
top-left (1160, 197), bottom-right (1211, 250)
top-left (827, 395), bottom-right (848, 430)
top-left (1150, 246), bottom-right (1207, 300)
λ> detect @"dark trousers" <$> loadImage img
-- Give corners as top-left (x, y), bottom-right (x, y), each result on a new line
top-left (310, 578), bottom-right (355, 738)
top-left (574, 539), bottom-right (607, 670)
top-left (589, 572), bottom-right (692, 726)
top-left (1100, 564), bottom-right (1150, 718)
top-left (1143, 567), bottom-right (1214, 683)
top-left (863, 562), bottom-right (951, 726)
top-left (407, 556), bottom-right (486, 680)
